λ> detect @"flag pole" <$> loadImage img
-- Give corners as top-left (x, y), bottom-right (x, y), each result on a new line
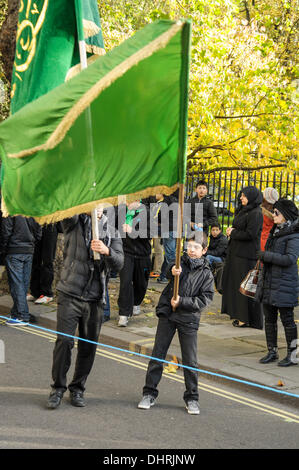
top-left (173, 183), bottom-right (184, 306)
top-left (75, 0), bottom-right (100, 260)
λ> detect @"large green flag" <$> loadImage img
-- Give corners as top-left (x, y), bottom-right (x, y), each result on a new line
top-left (11, 0), bottom-right (105, 114)
top-left (0, 20), bottom-right (191, 224)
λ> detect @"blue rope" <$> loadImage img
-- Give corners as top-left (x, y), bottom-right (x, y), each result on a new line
top-left (1, 315), bottom-right (299, 399)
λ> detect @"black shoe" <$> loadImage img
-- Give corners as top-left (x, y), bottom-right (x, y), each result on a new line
top-left (70, 390), bottom-right (86, 407)
top-left (259, 348), bottom-right (279, 364)
top-left (47, 390), bottom-right (63, 409)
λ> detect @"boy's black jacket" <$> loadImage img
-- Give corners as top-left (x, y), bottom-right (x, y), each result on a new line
top-left (207, 232), bottom-right (228, 260)
top-left (156, 253), bottom-right (214, 326)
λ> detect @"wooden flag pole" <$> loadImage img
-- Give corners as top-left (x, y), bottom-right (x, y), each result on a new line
top-left (173, 183), bottom-right (185, 305)
top-left (78, 34), bottom-right (100, 260)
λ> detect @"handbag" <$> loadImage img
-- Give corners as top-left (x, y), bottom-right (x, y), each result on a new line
top-left (239, 260), bottom-right (261, 298)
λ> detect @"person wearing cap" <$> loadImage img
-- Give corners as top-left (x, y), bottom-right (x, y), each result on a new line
top-left (260, 187), bottom-right (279, 251)
top-left (256, 198), bottom-right (299, 367)
top-left (221, 186), bottom-right (264, 329)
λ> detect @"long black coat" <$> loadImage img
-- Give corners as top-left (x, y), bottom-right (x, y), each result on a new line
top-left (256, 220), bottom-right (299, 307)
top-left (156, 253), bottom-right (214, 326)
top-left (221, 204), bottom-right (264, 328)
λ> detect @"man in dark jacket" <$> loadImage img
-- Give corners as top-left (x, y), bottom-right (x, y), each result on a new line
top-left (206, 223), bottom-right (228, 266)
top-left (117, 200), bottom-right (151, 327)
top-left (47, 209), bottom-right (124, 409)
top-left (1, 215), bottom-right (42, 326)
top-left (138, 231), bottom-right (214, 415)
top-left (188, 180), bottom-right (218, 235)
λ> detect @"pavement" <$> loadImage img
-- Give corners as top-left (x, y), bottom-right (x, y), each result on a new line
top-left (0, 275), bottom-right (298, 405)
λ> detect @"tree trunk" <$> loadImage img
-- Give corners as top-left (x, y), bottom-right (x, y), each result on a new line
top-left (0, 0), bottom-right (19, 83)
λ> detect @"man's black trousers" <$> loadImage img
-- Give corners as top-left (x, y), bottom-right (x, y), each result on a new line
top-left (51, 292), bottom-right (103, 393)
top-left (30, 224), bottom-right (58, 298)
top-left (143, 317), bottom-right (199, 403)
top-left (118, 254), bottom-right (151, 316)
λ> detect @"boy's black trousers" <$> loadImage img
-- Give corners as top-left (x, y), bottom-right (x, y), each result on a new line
top-left (143, 316), bottom-right (199, 403)
top-left (51, 292), bottom-right (103, 393)
top-left (118, 254), bottom-right (151, 316)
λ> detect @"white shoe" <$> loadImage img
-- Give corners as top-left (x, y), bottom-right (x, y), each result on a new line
top-left (186, 400), bottom-right (200, 415)
top-left (118, 315), bottom-right (128, 327)
top-left (34, 295), bottom-right (53, 305)
top-left (133, 305), bottom-right (141, 316)
top-left (26, 294), bottom-right (36, 302)
top-left (138, 395), bottom-right (156, 410)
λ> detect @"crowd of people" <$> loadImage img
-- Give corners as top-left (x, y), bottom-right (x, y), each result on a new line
top-left (0, 180), bottom-right (298, 414)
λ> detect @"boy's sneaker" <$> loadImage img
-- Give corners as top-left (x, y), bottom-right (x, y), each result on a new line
top-left (138, 395), bottom-right (156, 410)
top-left (35, 295), bottom-right (53, 304)
top-left (133, 305), bottom-right (141, 316)
top-left (6, 318), bottom-right (29, 327)
top-left (26, 294), bottom-right (36, 302)
top-left (186, 400), bottom-right (200, 415)
top-left (118, 315), bottom-right (128, 327)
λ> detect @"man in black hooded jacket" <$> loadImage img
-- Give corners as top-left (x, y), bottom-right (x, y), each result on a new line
top-left (47, 209), bottom-right (124, 409)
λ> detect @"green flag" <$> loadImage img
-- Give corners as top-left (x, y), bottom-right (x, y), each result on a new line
top-left (0, 20), bottom-right (191, 224)
top-left (10, 0), bottom-right (105, 114)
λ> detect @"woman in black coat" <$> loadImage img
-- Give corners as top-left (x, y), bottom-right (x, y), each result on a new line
top-left (256, 198), bottom-right (299, 367)
top-left (221, 186), bottom-right (264, 328)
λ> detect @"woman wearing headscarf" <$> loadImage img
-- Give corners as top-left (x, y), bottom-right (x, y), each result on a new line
top-left (260, 187), bottom-right (279, 251)
top-left (256, 198), bottom-right (299, 367)
top-left (221, 186), bottom-right (264, 328)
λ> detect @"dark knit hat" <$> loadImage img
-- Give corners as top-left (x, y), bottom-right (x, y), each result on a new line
top-left (274, 198), bottom-right (298, 222)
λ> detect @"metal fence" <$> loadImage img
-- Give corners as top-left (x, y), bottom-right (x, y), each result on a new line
top-left (186, 169), bottom-right (299, 231)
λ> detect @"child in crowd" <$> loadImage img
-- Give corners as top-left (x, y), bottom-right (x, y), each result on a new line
top-left (206, 223), bottom-right (228, 267)
top-left (138, 231), bottom-right (214, 415)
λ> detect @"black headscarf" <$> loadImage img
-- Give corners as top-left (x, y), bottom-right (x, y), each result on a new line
top-left (235, 186), bottom-right (263, 214)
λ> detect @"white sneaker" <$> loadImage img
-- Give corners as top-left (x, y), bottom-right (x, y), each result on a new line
top-left (138, 395), bottom-right (156, 410)
top-left (133, 305), bottom-right (141, 316)
top-left (34, 295), bottom-right (53, 305)
top-left (186, 400), bottom-right (200, 415)
top-left (26, 294), bottom-right (36, 302)
top-left (118, 315), bottom-right (128, 327)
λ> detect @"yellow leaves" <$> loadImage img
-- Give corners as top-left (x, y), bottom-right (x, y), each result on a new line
top-left (164, 355), bottom-right (179, 374)
top-left (277, 380), bottom-right (285, 387)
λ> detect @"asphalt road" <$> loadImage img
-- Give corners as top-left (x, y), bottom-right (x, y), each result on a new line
top-left (0, 320), bottom-right (298, 452)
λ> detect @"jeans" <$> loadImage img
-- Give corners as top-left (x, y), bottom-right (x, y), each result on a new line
top-left (160, 231), bottom-right (176, 279)
top-left (103, 285), bottom-right (110, 321)
top-left (143, 317), bottom-right (199, 403)
top-left (6, 254), bottom-right (33, 322)
top-left (206, 255), bottom-right (222, 267)
top-left (162, 232), bottom-right (176, 265)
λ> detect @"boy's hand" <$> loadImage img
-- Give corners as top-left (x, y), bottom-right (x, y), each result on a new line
top-left (171, 265), bottom-right (182, 277)
top-left (171, 296), bottom-right (180, 309)
top-left (91, 239), bottom-right (110, 256)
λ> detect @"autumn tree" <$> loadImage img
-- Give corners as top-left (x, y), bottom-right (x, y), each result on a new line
top-left (0, 1), bottom-right (298, 174)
